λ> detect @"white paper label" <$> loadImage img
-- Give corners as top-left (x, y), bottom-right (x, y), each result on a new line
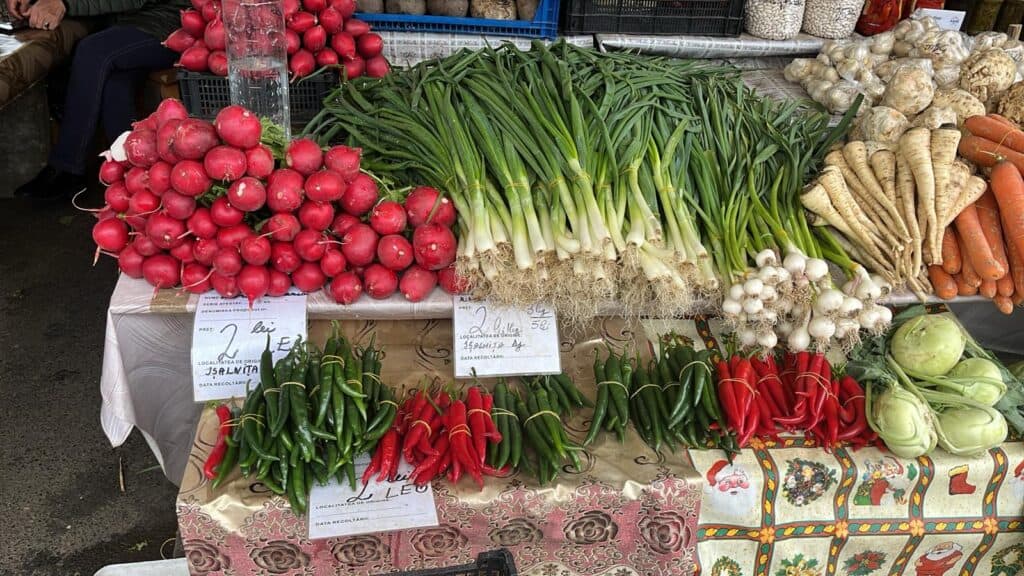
top-left (308, 455), bottom-right (438, 539)
top-left (190, 292), bottom-right (307, 401)
top-left (915, 9), bottom-right (966, 30)
top-left (452, 295), bottom-right (561, 378)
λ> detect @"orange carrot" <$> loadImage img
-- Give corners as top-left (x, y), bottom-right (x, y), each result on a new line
top-left (1006, 234), bottom-right (1024, 299)
top-left (928, 265), bottom-right (958, 300)
top-left (986, 114), bottom-right (1021, 132)
top-left (955, 273), bottom-right (979, 296)
top-left (940, 227), bottom-right (962, 275)
top-left (959, 239), bottom-right (983, 288)
top-left (997, 275), bottom-right (1015, 297)
top-left (955, 203), bottom-right (1006, 281)
top-left (989, 162), bottom-right (1024, 262)
top-left (975, 190), bottom-right (1011, 278)
top-left (958, 135), bottom-right (1024, 174)
top-left (980, 279), bottom-right (998, 298)
top-left (965, 115), bottom-right (1024, 153)
top-left (993, 295), bottom-right (1014, 314)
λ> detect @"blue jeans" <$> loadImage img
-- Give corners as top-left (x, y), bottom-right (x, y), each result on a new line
top-left (48, 26), bottom-right (177, 175)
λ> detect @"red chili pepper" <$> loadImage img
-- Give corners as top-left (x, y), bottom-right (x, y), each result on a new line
top-left (446, 400), bottom-right (484, 490)
top-left (437, 449), bottom-right (452, 477)
top-left (482, 393), bottom-right (501, 440)
top-left (805, 354), bottom-right (830, 430)
top-left (838, 378), bottom-right (869, 442)
top-left (752, 356), bottom-right (788, 416)
top-left (403, 392), bottom-right (445, 460)
top-left (716, 360), bottom-right (740, 431)
top-left (448, 455), bottom-right (462, 484)
top-left (735, 359), bottom-right (757, 438)
top-left (203, 405), bottom-right (234, 479)
top-left (825, 379), bottom-right (840, 448)
top-left (377, 429), bottom-right (400, 482)
top-left (411, 434), bottom-right (449, 485)
top-left (467, 387), bottom-right (488, 466)
top-left (400, 390), bottom-right (428, 437)
top-left (363, 443), bottom-right (384, 485)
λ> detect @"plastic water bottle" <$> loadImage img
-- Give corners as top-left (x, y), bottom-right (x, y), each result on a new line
top-left (222, 0), bottom-right (290, 138)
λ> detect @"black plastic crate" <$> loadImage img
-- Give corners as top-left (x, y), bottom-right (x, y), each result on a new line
top-left (562, 0), bottom-right (744, 36)
top-left (381, 550), bottom-right (517, 576)
top-left (177, 70), bottom-right (337, 125)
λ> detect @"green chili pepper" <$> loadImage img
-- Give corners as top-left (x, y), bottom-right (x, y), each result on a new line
top-left (585, 352), bottom-right (610, 446)
top-left (315, 338), bottom-right (337, 429)
top-left (211, 442), bottom-right (238, 489)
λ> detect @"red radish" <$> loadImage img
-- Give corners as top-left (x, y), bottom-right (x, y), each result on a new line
top-left (201, 0), bottom-right (221, 22)
top-left (93, 218), bottom-right (130, 252)
top-left (400, 265), bottom-right (437, 302)
top-left (217, 223), bottom-right (255, 248)
top-left (187, 207), bottom-right (218, 239)
top-left (227, 177), bottom-right (267, 212)
top-left (329, 271), bottom-right (362, 304)
top-left (119, 244), bottom-right (145, 278)
top-left (341, 56), bottom-right (364, 80)
top-left (143, 254), bottom-right (181, 288)
top-left (180, 9), bottom-right (206, 37)
top-left (303, 0), bottom-right (327, 11)
top-left (129, 190), bottom-right (160, 215)
top-left (132, 114), bottom-right (158, 132)
top-left (123, 212), bottom-right (148, 232)
top-left (288, 11), bottom-right (317, 32)
top-left (324, 145), bottom-right (361, 181)
top-left (268, 269), bottom-right (291, 296)
top-left (105, 182), bottom-right (131, 213)
top-left (365, 55), bottom-right (389, 78)
top-left (157, 119), bottom-right (183, 164)
top-left (340, 173), bottom-right (377, 215)
top-left (357, 33), bottom-right (383, 58)
top-left (164, 28), bottom-right (196, 53)
top-left (204, 145), bottom-right (247, 182)
top-left (210, 196), bottom-right (244, 226)
top-left (284, 0), bottom-right (300, 16)
top-left (193, 237), bottom-right (220, 265)
top-left (271, 241), bottom-right (302, 273)
top-left (289, 49), bottom-right (316, 78)
top-left (204, 18), bottom-right (226, 51)
top-left (192, 0), bottom-right (210, 11)
top-left (437, 265), bottom-right (469, 294)
top-left (330, 212), bottom-right (360, 237)
top-left (285, 29), bottom-right (301, 55)
top-left (303, 25), bottom-right (327, 52)
top-left (214, 105), bottom-right (262, 149)
top-left (331, 0), bottom-right (356, 17)
top-left (364, 264), bottom-right (398, 299)
top-left (133, 235), bottom-right (161, 257)
top-left (179, 43), bottom-right (210, 72)
top-left (237, 265), bottom-right (270, 306)
top-left (412, 223), bottom-right (457, 270)
top-left (376, 234), bottom-right (413, 271)
top-left (207, 51), bottom-right (228, 76)
top-left (344, 18), bottom-right (370, 37)
top-left (369, 200), bottom-right (406, 235)
top-left (266, 168), bottom-right (306, 213)
top-left (404, 185), bottom-right (456, 227)
top-left (125, 167), bottom-right (151, 195)
top-left (96, 206), bottom-right (117, 222)
top-left (163, 190), bottom-right (197, 220)
top-left (341, 223), bottom-right (378, 266)
top-left (240, 235), bottom-right (272, 265)
top-left (148, 161), bottom-right (172, 195)
top-left (304, 169), bottom-right (345, 202)
top-left (293, 228), bottom-right (327, 261)
top-left (298, 200), bottom-right (335, 231)
top-left (170, 237), bottom-right (197, 263)
top-left (285, 138), bottom-right (323, 175)
top-left (330, 32), bottom-right (356, 59)
top-left (171, 160), bottom-right (212, 197)
top-left (211, 272), bottom-right (240, 298)
top-left (155, 99), bottom-right (189, 128)
top-left (125, 129), bottom-right (158, 168)
top-left (320, 247), bottom-right (347, 277)
top-left (147, 212), bottom-right (187, 249)
top-left (214, 247), bottom-right (243, 276)
top-left (181, 262), bottom-right (212, 293)
top-left (245, 145), bottom-right (275, 179)
top-left (266, 213), bottom-right (302, 241)
top-left (315, 48), bottom-right (339, 67)
top-left (172, 119), bottom-right (219, 160)
top-left (292, 261), bottom-right (326, 292)
top-left (99, 160), bottom-right (125, 185)
top-left (319, 7), bottom-right (343, 33)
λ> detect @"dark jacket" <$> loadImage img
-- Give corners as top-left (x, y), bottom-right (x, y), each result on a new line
top-left (65, 0), bottom-right (191, 41)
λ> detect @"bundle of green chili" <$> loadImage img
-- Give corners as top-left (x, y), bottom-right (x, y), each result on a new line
top-left (305, 41), bottom-right (852, 323)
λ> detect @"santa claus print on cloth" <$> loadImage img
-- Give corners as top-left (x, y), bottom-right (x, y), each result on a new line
top-left (853, 456), bottom-right (917, 507)
top-left (703, 459), bottom-right (759, 522)
top-left (914, 542), bottom-right (963, 576)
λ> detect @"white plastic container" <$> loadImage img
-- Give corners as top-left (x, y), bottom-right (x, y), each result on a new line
top-left (222, 0), bottom-right (291, 138)
top-left (745, 0), bottom-right (806, 41)
top-left (802, 0), bottom-right (863, 39)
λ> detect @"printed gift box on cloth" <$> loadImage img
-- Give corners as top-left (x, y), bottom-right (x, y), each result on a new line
top-left (176, 317), bottom-right (710, 576)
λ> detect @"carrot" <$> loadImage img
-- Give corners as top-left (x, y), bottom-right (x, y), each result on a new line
top-left (955, 273), bottom-right (978, 296)
top-left (1005, 235), bottom-right (1024, 306)
top-left (958, 135), bottom-right (1024, 174)
top-left (985, 114), bottom-right (1020, 131)
top-left (964, 115), bottom-right (1024, 153)
top-left (992, 295), bottom-right (1015, 315)
top-left (955, 203), bottom-right (1006, 281)
top-left (975, 190), bottom-right (1011, 277)
top-left (940, 227), bottom-right (962, 275)
top-left (960, 243), bottom-right (983, 288)
top-left (989, 162), bottom-right (1024, 263)
top-left (997, 275), bottom-right (1015, 298)
top-left (928, 265), bottom-right (958, 300)
top-left (980, 279), bottom-right (998, 298)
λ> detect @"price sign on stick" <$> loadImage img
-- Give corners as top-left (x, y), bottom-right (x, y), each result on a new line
top-left (191, 292), bottom-right (307, 401)
top-left (452, 295), bottom-right (561, 378)
top-left (308, 454), bottom-right (438, 539)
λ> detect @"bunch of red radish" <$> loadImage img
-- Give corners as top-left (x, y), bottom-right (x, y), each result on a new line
top-left (90, 98), bottom-right (465, 306)
top-left (166, 0), bottom-right (388, 80)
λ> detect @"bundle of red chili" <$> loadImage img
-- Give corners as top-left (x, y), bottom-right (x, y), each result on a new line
top-left (203, 403), bottom-right (239, 487)
top-left (363, 386), bottom-right (505, 490)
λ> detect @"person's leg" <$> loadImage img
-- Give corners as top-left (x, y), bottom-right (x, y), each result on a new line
top-left (101, 69), bottom-right (148, 143)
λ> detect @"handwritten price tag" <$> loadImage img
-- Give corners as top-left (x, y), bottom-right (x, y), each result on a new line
top-left (914, 9), bottom-right (965, 30)
top-left (308, 454), bottom-right (438, 539)
top-left (452, 295), bottom-right (561, 378)
top-left (190, 292), bottom-right (307, 402)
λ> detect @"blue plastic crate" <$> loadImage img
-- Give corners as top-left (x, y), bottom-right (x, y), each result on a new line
top-left (356, 0), bottom-right (558, 39)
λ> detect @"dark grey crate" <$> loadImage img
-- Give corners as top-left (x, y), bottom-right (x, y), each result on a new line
top-left (178, 70), bottom-right (337, 125)
top-left (381, 550), bottom-right (517, 576)
top-left (562, 0), bottom-right (744, 36)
